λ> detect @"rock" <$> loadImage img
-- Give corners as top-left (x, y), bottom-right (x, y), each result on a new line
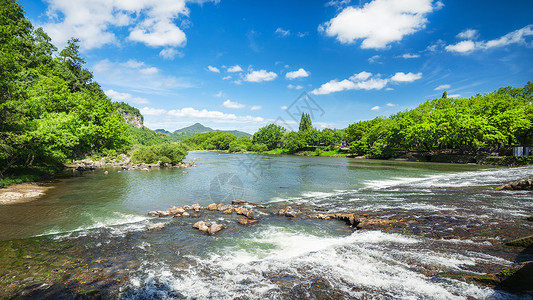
top-left (499, 177), bottom-right (533, 190)
top-left (468, 262), bottom-right (533, 294)
top-left (191, 203), bottom-right (201, 211)
top-left (183, 205), bottom-right (191, 210)
top-left (182, 211), bottom-right (190, 217)
top-left (505, 235), bottom-right (533, 248)
top-left (173, 213), bottom-right (182, 218)
top-left (193, 221), bottom-right (211, 232)
top-left (246, 210), bottom-right (254, 219)
top-left (218, 204), bottom-right (233, 211)
top-left (208, 223), bottom-right (225, 236)
top-left (223, 208), bottom-right (234, 214)
top-left (238, 220), bottom-right (259, 226)
top-left (193, 221), bottom-right (211, 229)
top-left (206, 203), bottom-right (218, 210)
top-left (147, 211), bottom-right (159, 217)
top-left (279, 206), bottom-right (300, 218)
top-left (104, 170), bottom-right (109, 175)
top-left (232, 200), bottom-right (266, 208)
top-left (234, 206), bottom-right (248, 215)
top-left (148, 223), bottom-right (165, 231)
top-left (158, 211), bottom-right (171, 217)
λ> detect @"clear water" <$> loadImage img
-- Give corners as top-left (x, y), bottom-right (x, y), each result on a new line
top-left (1, 152), bottom-right (532, 298)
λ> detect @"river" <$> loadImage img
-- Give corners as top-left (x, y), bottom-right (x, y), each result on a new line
top-left (1, 152), bottom-right (532, 299)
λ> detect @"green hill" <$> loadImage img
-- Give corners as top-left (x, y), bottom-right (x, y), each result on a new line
top-left (166, 123), bottom-right (251, 141)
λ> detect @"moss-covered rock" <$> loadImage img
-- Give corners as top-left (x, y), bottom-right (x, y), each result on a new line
top-left (467, 262), bottom-right (533, 294)
top-left (505, 235), bottom-right (533, 248)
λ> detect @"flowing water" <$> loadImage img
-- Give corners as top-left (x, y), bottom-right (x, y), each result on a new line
top-left (0, 152), bottom-right (532, 299)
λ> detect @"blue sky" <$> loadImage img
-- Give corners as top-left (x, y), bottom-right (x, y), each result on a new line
top-left (22, 0), bottom-right (533, 133)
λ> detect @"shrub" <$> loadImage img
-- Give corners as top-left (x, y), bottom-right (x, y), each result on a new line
top-left (130, 143), bottom-right (187, 165)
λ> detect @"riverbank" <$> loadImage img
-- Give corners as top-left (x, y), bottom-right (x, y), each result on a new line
top-left (0, 182), bottom-right (55, 205)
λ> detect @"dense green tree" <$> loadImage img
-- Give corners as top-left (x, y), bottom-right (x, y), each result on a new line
top-left (252, 124), bottom-right (286, 150)
top-left (298, 113), bottom-right (313, 131)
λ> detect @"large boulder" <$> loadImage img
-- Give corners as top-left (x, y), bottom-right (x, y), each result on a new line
top-left (499, 177), bottom-right (533, 190)
top-left (208, 223), bottom-right (226, 236)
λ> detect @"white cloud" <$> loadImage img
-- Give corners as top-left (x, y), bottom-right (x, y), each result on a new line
top-left (311, 71), bottom-right (421, 95)
top-left (287, 84), bottom-right (304, 90)
top-left (159, 48), bottom-right (183, 60)
top-left (41, 0), bottom-right (205, 50)
top-left (214, 91), bottom-right (224, 98)
top-left (386, 103), bottom-right (396, 107)
top-left (105, 89), bottom-right (150, 105)
top-left (281, 106), bottom-right (288, 110)
top-left (223, 99), bottom-right (245, 109)
top-left (208, 65), bottom-right (220, 73)
top-left (140, 107), bottom-right (167, 116)
top-left (401, 53), bottom-right (420, 59)
top-left (446, 25), bottom-right (533, 53)
top-left (371, 105), bottom-right (381, 110)
top-left (250, 105), bottom-right (262, 111)
top-left (457, 29), bottom-right (478, 40)
top-left (320, 0), bottom-right (435, 49)
top-left (167, 107), bottom-right (264, 123)
top-left (297, 32), bottom-right (309, 38)
top-left (434, 84), bottom-right (451, 90)
top-left (93, 59), bottom-right (193, 92)
top-left (285, 68), bottom-right (310, 80)
top-left (244, 70), bottom-right (278, 82)
top-left (390, 72), bottom-right (422, 82)
top-left (448, 94), bottom-right (461, 98)
top-left (222, 76), bottom-right (232, 80)
top-left (368, 55), bottom-right (381, 63)
top-left (227, 65), bottom-right (243, 73)
top-left (140, 67), bottom-right (159, 75)
top-left (445, 40), bottom-right (476, 53)
top-left (275, 28), bottom-right (291, 37)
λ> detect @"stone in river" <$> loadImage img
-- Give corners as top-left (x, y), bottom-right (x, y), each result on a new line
top-left (148, 223), bottom-right (165, 231)
top-left (208, 223), bottom-right (225, 236)
top-left (193, 221), bottom-right (211, 232)
top-left (238, 220), bottom-right (259, 226)
top-left (206, 203), bottom-right (218, 210)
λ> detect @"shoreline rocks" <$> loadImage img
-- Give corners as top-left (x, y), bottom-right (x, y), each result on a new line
top-left (192, 221), bottom-right (225, 235)
top-left (68, 155), bottom-right (197, 172)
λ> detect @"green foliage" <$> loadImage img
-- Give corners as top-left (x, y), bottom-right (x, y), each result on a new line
top-left (0, 1), bottom-right (132, 179)
top-left (228, 137), bottom-right (253, 152)
top-left (345, 82), bottom-right (533, 158)
top-left (129, 126), bottom-right (170, 146)
top-left (130, 143), bottom-right (188, 165)
top-left (113, 101), bottom-right (143, 123)
top-left (182, 131), bottom-right (237, 150)
top-left (253, 124), bottom-right (286, 150)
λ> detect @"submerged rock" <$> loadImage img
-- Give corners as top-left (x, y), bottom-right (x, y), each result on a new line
top-left (498, 177), bottom-right (533, 190)
top-left (279, 206), bottom-right (301, 218)
top-left (238, 219), bottom-right (259, 226)
top-left (232, 199), bottom-right (266, 208)
top-left (147, 223), bottom-right (165, 231)
top-left (468, 261), bottom-right (533, 294)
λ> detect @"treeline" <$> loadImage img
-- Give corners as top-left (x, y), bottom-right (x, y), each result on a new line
top-left (0, 1), bottom-right (186, 182)
top-left (345, 83), bottom-right (533, 158)
top-left (182, 83), bottom-right (532, 159)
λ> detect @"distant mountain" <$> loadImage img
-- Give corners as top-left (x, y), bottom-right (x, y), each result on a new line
top-left (165, 123), bottom-right (251, 141)
top-left (155, 129), bottom-right (170, 134)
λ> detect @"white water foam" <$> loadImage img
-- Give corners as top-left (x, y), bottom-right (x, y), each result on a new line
top-left (123, 226), bottom-right (512, 299)
top-left (38, 212), bottom-right (150, 239)
top-left (364, 165), bottom-right (533, 190)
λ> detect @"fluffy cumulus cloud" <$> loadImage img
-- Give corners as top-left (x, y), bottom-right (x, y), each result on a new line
top-left (456, 29), bottom-right (478, 40)
top-left (40, 0), bottom-right (217, 49)
top-left (105, 89), bottom-right (150, 105)
top-left (446, 25), bottom-right (533, 53)
top-left (223, 99), bottom-right (245, 109)
top-left (390, 72), bottom-right (422, 82)
top-left (311, 71), bottom-right (421, 95)
top-left (371, 105), bottom-right (381, 110)
top-left (207, 65), bottom-right (220, 73)
top-left (227, 65), bottom-right (243, 73)
top-left (244, 70), bottom-right (278, 82)
top-left (285, 68), bottom-right (310, 80)
top-left (320, 0), bottom-right (436, 49)
top-left (401, 53), bottom-right (420, 59)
